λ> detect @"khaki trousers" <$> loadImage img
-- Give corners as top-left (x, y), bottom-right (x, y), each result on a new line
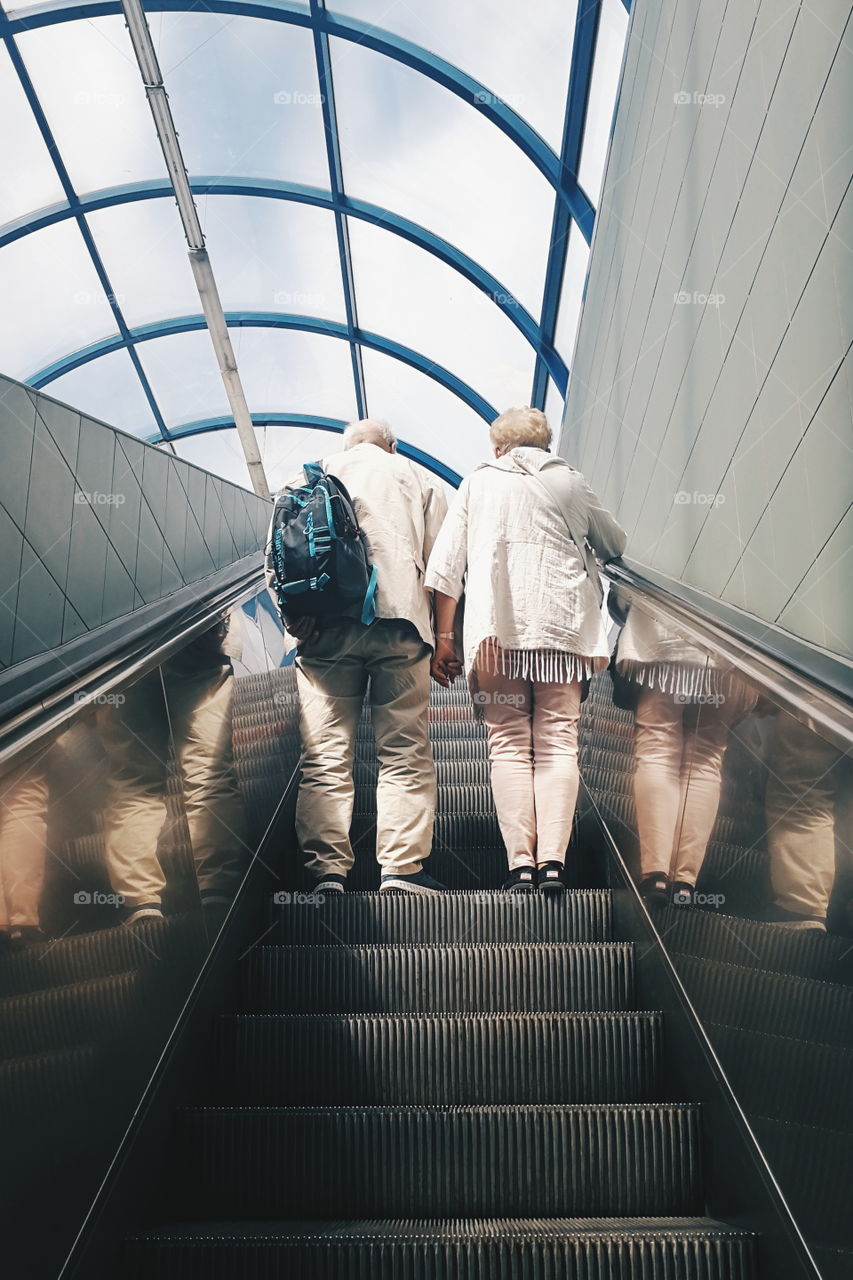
top-left (766, 712), bottom-right (844, 918)
top-left (0, 762), bottom-right (48, 931)
top-left (475, 669), bottom-right (582, 870)
top-left (633, 685), bottom-right (733, 884)
top-left (103, 660), bottom-right (247, 908)
top-left (296, 619), bottom-right (435, 879)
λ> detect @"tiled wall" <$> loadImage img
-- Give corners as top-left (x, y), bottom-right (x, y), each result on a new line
top-left (561, 0), bottom-right (852, 658)
top-left (0, 374), bottom-right (271, 670)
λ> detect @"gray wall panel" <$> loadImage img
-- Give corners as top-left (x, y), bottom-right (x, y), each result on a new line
top-left (0, 373), bottom-right (271, 675)
top-left (562, 0), bottom-right (853, 659)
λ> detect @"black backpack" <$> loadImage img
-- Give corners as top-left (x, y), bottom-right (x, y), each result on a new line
top-left (267, 462), bottom-right (378, 624)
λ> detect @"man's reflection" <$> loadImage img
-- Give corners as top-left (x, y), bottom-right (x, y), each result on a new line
top-left (764, 711), bottom-right (850, 933)
top-left (100, 614), bottom-right (247, 925)
top-left (0, 758), bottom-right (48, 950)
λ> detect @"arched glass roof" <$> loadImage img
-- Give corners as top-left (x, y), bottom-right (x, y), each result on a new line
top-left (0, 0), bottom-right (630, 491)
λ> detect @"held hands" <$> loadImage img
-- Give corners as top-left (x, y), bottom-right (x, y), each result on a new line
top-left (284, 614), bottom-right (320, 646)
top-left (431, 636), bottom-right (463, 687)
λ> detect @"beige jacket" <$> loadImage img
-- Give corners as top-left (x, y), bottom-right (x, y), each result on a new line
top-left (266, 443), bottom-right (448, 649)
top-left (425, 446), bottom-right (626, 676)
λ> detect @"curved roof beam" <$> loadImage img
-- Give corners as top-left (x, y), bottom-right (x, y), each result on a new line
top-left (1, 178), bottom-right (567, 393)
top-left (7, 0), bottom-right (595, 240)
top-left (29, 312), bottom-right (499, 423)
top-left (152, 413), bottom-right (463, 486)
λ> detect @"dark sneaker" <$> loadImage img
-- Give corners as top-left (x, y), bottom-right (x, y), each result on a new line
top-left (764, 904), bottom-right (826, 932)
top-left (671, 882), bottom-right (694, 906)
top-left (502, 867), bottom-right (537, 893)
top-left (379, 870), bottom-right (446, 895)
top-left (8, 925), bottom-right (46, 950)
top-left (313, 874), bottom-right (347, 894)
top-left (639, 874), bottom-right (669, 908)
top-left (538, 862), bottom-right (566, 894)
top-left (122, 903), bottom-right (164, 927)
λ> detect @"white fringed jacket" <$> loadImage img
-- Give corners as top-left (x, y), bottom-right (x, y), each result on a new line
top-left (424, 447), bottom-right (627, 681)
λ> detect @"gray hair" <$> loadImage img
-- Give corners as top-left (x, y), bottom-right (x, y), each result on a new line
top-left (490, 406), bottom-right (552, 454)
top-left (342, 418), bottom-right (397, 451)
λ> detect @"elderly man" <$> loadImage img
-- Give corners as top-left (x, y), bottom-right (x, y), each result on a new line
top-left (266, 419), bottom-right (448, 894)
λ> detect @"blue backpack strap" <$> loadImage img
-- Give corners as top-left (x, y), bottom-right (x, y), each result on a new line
top-left (303, 460), bottom-right (324, 483)
top-left (360, 565), bottom-right (379, 625)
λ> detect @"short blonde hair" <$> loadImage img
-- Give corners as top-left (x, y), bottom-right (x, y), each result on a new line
top-left (490, 406), bottom-right (552, 454)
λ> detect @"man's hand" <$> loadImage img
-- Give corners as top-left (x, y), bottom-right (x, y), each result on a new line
top-left (285, 614), bottom-right (319, 646)
top-left (430, 637), bottom-right (463, 687)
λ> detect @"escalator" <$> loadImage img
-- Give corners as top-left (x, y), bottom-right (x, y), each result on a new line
top-left (2, 562), bottom-right (850, 1279)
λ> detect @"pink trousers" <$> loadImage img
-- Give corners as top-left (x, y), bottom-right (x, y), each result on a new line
top-left (476, 668), bottom-right (582, 869)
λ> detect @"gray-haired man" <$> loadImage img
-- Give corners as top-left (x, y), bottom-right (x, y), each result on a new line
top-left (266, 419), bottom-right (448, 894)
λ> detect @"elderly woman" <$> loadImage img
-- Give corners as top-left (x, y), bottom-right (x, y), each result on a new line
top-left (425, 407), bottom-right (626, 892)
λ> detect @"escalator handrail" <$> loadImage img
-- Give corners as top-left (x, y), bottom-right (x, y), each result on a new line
top-left (0, 554), bottom-right (265, 771)
top-left (605, 557), bottom-right (853, 749)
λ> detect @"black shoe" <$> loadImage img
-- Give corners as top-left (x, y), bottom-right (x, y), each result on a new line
top-left (671, 881), bottom-right (694, 906)
top-left (503, 866), bottom-right (537, 893)
top-left (121, 903), bottom-right (164, 927)
top-left (538, 862), bottom-right (566, 893)
top-left (379, 870), bottom-right (446, 895)
top-left (639, 874), bottom-right (669, 908)
top-left (764, 904), bottom-right (826, 932)
top-left (8, 925), bottom-right (47, 949)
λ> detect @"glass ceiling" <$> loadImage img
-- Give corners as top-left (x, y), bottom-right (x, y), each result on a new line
top-left (0, 0), bottom-right (630, 490)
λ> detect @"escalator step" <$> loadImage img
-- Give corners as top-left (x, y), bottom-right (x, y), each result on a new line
top-left (0, 915), bottom-right (206, 999)
top-left (171, 1105), bottom-right (702, 1218)
top-left (659, 908), bottom-right (853, 984)
top-left (209, 1011), bottom-right (662, 1105)
top-left (707, 1023), bottom-right (853, 1132)
top-left (0, 970), bottom-right (140, 1059)
top-left (751, 1115), bottom-right (853, 1245)
top-left (241, 943), bottom-right (634, 1014)
top-left (671, 953), bottom-right (853, 1049)
top-left (125, 1216), bottom-right (756, 1280)
top-left (267, 889), bottom-right (611, 943)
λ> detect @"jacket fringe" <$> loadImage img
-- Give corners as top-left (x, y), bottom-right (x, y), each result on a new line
top-left (475, 638), bottom-right (603, 685)
top-left (616, 658), bottom-right (741, 700)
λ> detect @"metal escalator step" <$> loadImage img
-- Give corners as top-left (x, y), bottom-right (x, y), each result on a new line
top-left (170, 1105), bottom-right (702, 1219)
top-left (706, 1023), bottom-right (853, 1132)
top-left (671, 952), bottom-right (853, 1049)
top-left (751, 1115), bottom-right (853, 1246)
top-left (0, 914), bottom-right (206, 999)
top-left (267, 889), bottom-right (611, 943)
top-left (241, 943), bottom-right (634, 1014)
top-left (124, 1216), bottom-right (756, 1280)
top-left (659, 908), bottom-right (853, 984)
top-left (209, 1011), bottom-right (662, 1105)
top-left (0, 971), bottom-right (140, 1060)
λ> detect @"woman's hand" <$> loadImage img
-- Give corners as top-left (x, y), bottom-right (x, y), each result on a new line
top-left (431, 637), bottom-right (462, 687)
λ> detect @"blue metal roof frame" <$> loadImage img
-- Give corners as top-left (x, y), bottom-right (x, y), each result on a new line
top-left (149, 413), bottom-right (463, 486)
top-left (2, 0), bottom-right (627, 474)
top-left (28, 312), bottom-right (499, 422)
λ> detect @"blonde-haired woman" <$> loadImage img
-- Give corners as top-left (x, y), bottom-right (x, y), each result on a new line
top-left (426, 408), bottom-right (626, 891)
